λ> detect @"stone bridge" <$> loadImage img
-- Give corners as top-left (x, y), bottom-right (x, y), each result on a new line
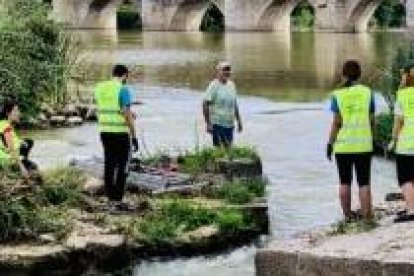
top-left (52, 0), bottom-right (414, 32)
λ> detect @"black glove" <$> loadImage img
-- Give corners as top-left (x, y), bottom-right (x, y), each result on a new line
top-left (326, 143), bottom-right (333, 161)
top-left (132, 137), bottom-right (139, 153)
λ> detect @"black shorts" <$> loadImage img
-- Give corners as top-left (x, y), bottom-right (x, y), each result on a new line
top-left (335, 153), bottom-right (372, 187)
top-left (396, 155), bottom-right (414, 186)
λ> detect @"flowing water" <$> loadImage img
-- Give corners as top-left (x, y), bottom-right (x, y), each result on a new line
top-left (30, 30), bottom-right (412, 275)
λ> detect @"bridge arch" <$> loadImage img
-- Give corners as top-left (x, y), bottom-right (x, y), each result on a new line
top-left (349, 0), bottom-right (383, 32)
top-left (168, 0), bottom-right (224, 31)
top-left (258, 0), bottom-right (318, 31)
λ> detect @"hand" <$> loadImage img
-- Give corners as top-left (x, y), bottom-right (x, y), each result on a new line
top-left (326, 143), bottom-right (333, 161)
top-left (132, 137), bottom-right (139, 152)
top-left (237, 122), bottom-right (243, 133)
top-left (206, 123), bottom-right (213, 134)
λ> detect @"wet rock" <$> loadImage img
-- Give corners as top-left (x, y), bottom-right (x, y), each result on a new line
top-left (67, 116), bottom-right (83, 126)
top-left (385, 192), bottom-right (404, 202)
top-left (216, 158), bottom-right (262, 178)
top-left (39, 234), bottom-right (56, 243)
top-left (183, 225), bottom-right (219, 241)
top-left (50, 115), bottom-right (66, 126)
top-left (63, 104), bottom-right (79, 117)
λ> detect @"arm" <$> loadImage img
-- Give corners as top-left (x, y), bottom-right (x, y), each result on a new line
top-left (328, 113), bottom-right (342, 145)
top-left (203, 81), bottom-right (216, 133)
top-left (235, 102), bottom-right (242, 132)
top-left (203, 100), bottom-right (212, 133)
top-left (123, 107), bottom-right (136, 139)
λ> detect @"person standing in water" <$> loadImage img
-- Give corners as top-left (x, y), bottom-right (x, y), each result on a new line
top-left (389, 63), bottom-right (414, 223)
top-left (327, 60), bottom-right (375, 221)
top-left (203, 61), bottom-right (243, 147)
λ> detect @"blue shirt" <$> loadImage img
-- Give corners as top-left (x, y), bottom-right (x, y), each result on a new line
top-left (119, 86), bottom-right (132, 109)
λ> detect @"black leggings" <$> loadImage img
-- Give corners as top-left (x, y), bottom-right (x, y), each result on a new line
top-left (335, 153), bottom-right (372, 187)
top-left (100, 133), bottom-right (131, 201)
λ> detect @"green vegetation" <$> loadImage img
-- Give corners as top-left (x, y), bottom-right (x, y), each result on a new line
top-left (111, 199), bottom-right (252, 245)
top-left (291, 1), bottom-right (314, 30)
top-left (329, 219), bottom-right (379, 236)
top-left (211, 179), bottom-right (266, 205)
top-left (0, 0), bottom-right (79, 124)
top-left (117, 1), bottom-right (142, 30)
top-left (373, 0), bottom-right (406, 28)
top-left (178, 146), bottom-right (260, 175)
top-left (0, 167), bottom-right (85, 242)
top-left (200, 4), bottom-right (225, 32)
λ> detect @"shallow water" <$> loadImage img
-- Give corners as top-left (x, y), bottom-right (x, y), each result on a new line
top-left (31, 30), bottom-right (409, 275)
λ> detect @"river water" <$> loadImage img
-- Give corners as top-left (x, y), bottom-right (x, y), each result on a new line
top-left (31, 30), bottom-right (411, 275)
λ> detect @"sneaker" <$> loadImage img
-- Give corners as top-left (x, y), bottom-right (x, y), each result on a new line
top-left (394, 213), bottom-right (414, 223)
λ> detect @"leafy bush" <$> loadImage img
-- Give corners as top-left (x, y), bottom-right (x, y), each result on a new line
top-left (0, 198), bottom-right (34, 241)
top-left (37, 167), bottom-right (85, 206)
top-left (373, 0), bottom-right (406, 28)
top-left (178, 146), bottom-right (259, 175)
top-left (292, 1), bottom-right (314, 29)
top-left (374, 113), bottom-right (394, 154)
top-left (0, 0), bottom-right (80, 123)
top-left (216, 208), bottom-right (249, 234)
top-left (212, 179), bottom-right (266, 204)
top-left (111, 199), bottom-right (251, 244)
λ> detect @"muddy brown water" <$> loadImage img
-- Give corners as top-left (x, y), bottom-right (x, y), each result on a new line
top-left (30, 30), bottom-right (411, 275)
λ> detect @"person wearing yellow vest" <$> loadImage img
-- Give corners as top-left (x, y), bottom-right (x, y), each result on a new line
top-left (327, 60), bottom-right (374, 221)
top-left (389, 63), bottom-right (414, 223)
top-left (0, 100), bottom-right (36, 177)
top-left (95, 64), bottom-right (139, 212)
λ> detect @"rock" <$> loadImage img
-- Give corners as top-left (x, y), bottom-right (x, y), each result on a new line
top-left (39, 234), bottom-right (56, 243)
top-left (83, 176), bottom-right (104, 196)
top-left (256, 219), bottom-right (414, 276)
top-left (50, 115), bottom-right (66, 126)
top-left (67, 116), bottom-right (83, 126)
top-left (63, 104), bottom-right (79, 117)
top-left (216, 158), bottom-right (262, 178)
top-left (385, 192), bottom-right (404, 202)
top-left (184, 225), bottom-right (219, 240)
top-left (38, 113), bottom-right (48, 122)
top-left (40, 103), bottom-right (54, 116)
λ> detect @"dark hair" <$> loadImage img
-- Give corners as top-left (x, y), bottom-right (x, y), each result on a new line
top-left (0, 99), bottom-right (17, 120)
top-left (112, 64), bottom-right (129, 78)
top-left (342, 60), bottom-right (361, 82)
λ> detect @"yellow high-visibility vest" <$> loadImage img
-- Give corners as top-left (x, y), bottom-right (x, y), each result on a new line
top-left (94, 79), bottom-right (129, 133)
top-left (333, 85), bottom-right (373, 153)
top-left (396, 87), bottom-right (414, 154)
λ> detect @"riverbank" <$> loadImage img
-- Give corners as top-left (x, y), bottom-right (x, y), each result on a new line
top-left (256, 196), bottom-right (414, 276)
top-left (0, 147), bottom-right (268, 275)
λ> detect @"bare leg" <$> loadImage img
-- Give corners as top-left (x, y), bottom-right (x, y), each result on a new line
top-left (339, 184), bottom-right (352, 219)
top-left (402, 182), bottom-right (414, 213)
top-left (359, 185), bottom-right (373, 219)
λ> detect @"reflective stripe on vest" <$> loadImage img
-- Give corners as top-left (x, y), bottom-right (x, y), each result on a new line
top-left (333, 85), bottom-right (373, 153)
top-left (396, 87), bottom-right (414, 154)
top-left (94, 79), bottom-right (129, 133)
top-left (0, 120), bottom-right (20, 164)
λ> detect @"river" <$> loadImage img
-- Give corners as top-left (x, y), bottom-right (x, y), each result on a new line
top-left (30, 30), bottom-right (411, 275)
